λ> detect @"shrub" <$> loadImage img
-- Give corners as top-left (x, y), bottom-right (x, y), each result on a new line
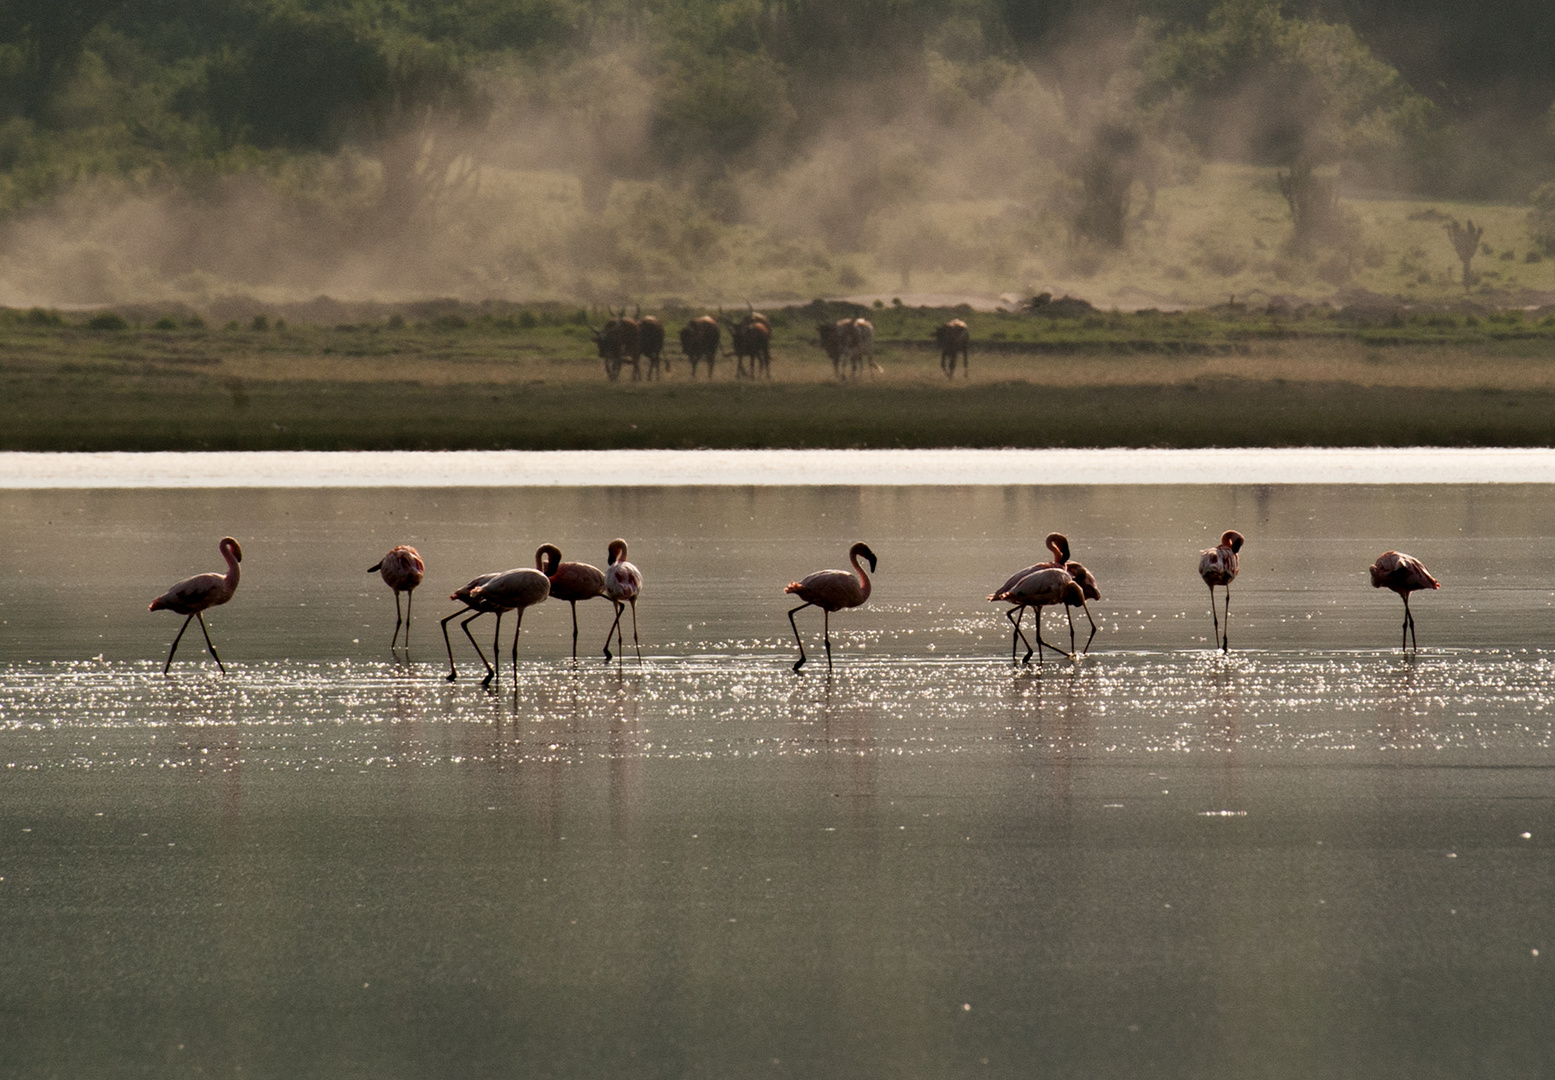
top-left (87, 312), bottom-right (129, 331)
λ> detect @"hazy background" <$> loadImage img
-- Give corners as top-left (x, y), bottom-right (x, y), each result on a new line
top-left (3, 0), bottom-right (1555, 309)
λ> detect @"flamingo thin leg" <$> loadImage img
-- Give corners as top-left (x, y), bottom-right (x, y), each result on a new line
top-left (1006, 606), bottom-right (1034, 664)
top-left (196, 612), bottom-right (226, 674)
top-left (569, 601), bottom-right (579, 660)
top-left (788, 602), bottom-right (812, 672)
top-left (1401, 596), bottom-right (1411, 652)
top-left (1209, 584), bottom-right (1221, 651)
top-left (457, 611), bottom-right (493, 683)
top-left (1080, 602), bottom-right (1098, 654)
top-left (487, 613), bottom-right (503, 687)
top-left (389, 592), bottom-right (403, 650)
top-left (164, 613), bottom-right (194, 674)
top-left (441, 608), bottom-right (469, 681)
top-left (1222, 586), bottom-right (1231, 653)
top-left (604, 601), bottom-right (625, 663)
top-left (1031, 605), bottom-right (1071, 663)
top-left (404, 590), bottom-right (413, 650)
top-left (823, 609), bottom-right (832, 672)
top-left (629, 599), bottom-right (641, 664)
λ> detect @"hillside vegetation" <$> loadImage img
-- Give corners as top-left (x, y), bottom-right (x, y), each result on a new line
top-left (2, 0), bottom-right (1555, 310)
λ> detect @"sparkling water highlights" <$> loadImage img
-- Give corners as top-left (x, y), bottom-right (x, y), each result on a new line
top-left (3, 482), bottom-right (1555, 1078)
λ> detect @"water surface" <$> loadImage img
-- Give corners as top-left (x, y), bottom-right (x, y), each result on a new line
top-left (2, 483), bottom-right (1552, 1078)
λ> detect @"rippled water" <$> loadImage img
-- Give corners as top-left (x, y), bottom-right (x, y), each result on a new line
top-left (2, 482), bottom-right (1554, 1078)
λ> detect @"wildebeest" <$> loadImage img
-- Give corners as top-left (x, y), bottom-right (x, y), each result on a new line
top-left (679, 315), bottom-right (721, 379)
top-left (841, 317), bottom-right (877, 378)
top-left (590, 308), bottom-right (642, 381)
top-left (935, 319), bottom-right (970, 378)
top-left (636, 310), bottom-right (668, 380)
top-left (722, 306), bottom-right (772, 379)
top-left (816, 321), bottom-right (845, 378)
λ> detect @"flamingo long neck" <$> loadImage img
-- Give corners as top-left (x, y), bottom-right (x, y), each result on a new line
top-left (851, 550), bottom-right (872, 602)
top-left (221, 544), bottom-right (240, 592)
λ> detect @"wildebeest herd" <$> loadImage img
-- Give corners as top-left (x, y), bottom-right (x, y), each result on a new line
top-left (589, 305), bottom-right (972, 381)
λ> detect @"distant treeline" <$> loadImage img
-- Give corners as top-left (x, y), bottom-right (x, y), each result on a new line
top-left (1, 0), bottom-right (1553, 303)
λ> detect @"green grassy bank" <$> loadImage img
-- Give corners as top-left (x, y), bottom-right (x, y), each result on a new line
top-left (7, 377), bottom-right (1555, 452)
top-left (5, 303), bottom-right (1555, 450)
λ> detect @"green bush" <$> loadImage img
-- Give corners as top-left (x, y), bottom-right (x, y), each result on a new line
top-left (87, 312), bottom-right (128, 331)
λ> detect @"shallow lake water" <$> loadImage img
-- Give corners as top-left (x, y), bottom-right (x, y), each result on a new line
top-left (2, 479), bottom-right (1554, 1078)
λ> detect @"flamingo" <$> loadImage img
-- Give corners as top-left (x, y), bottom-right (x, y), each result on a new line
top-left (785, 542), bottom-right (877, 673)
top-left (367, 545), bottom-right (425, 650)
top-left (992, 533), bottom-right (1071, 658)
top-left (546, 546), bottom-right (607, 659)
top-left (1198, 530), bottom-right (1244, 652)
top-left (1370, 550), bottom-right (1440, 652)
top-left (602, 538), bottom-right (643, 664)
top-left (440, 572), bottom-right (505, 685)
top-left (1063, 560), bottom-right (1102, 653)
top-left (469, 546), bottom-right (554, 682)
top-left (149, 536), bottom-right (242, 674)
top-left (989, 566), bottom-right (1084, 664)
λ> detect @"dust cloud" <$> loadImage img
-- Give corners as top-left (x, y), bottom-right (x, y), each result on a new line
top-left (0, 12), bottom-right (1538, 315)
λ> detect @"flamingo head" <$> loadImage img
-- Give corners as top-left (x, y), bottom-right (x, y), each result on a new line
top-left (607, 538), bottom-right (629, 566)
top-left (849, 542), bottom-right (878, 573)
top-left (536, 544), bottom-right (562, 574)
top-left (1061, 581), bottom-right (1086, 607)
top-left (220, 537), bottom-right (242, 563)
top-left (1221, 530), bottom-right (1245, 553)
top-left (1045, 533), bottom-right (1070, 563)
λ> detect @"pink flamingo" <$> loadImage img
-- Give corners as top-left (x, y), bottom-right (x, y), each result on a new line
top-left (1370, 550), bottom-right (1440, 652)
top-left (992, 533), bottom-right (1073, 658)
top-left (602, 539), bottom-right (643, 664)
top-left (440, 571), bottom-right (504, 685)
top-left (149, 536), bottom-right (242, 674)
top-left (469, 546), bottom-right (554, 682)
top-left (546, 546), bottom-right (607, 659)
top-left (367, 545), bottom-right (425, 650)
top-left (989, 566), bottom-right (1084, 664)
top-left (785, 541), bottom-right (877, 673)
top-left (1198, 530), bottom-right (1244, 652)
top-left (1063, 560), bottom-right (1102, 653)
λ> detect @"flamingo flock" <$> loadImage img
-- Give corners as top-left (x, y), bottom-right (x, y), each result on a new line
top-left (148, 529), bottom-right (1448, 676)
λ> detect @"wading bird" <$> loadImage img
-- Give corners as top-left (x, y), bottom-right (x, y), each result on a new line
top-left (785, 542), bottom-right (877, 673)
top-left (469, 547), bottom-right (555, 682)
top-left (1063, 560), bottom-right (1102, 653)
top-left (989, 566), bottom-right (1085, 664)
top-left (1369, 550), bottom-right (1439, 652)
top-left (440, 572), bottom-right (504, 685)
top-left (1198, 530), bottom-right (1243, 652)
top-left (367, 545), bottom-right (424, 650)
top-left (602, 539), bottom-right (643, 663)
top-left (992, 533), bottom-right (1071, 659)
top-left (149, 536), bottom-right (242, 675)
top-left (546, 545), bottom-right (607, 659)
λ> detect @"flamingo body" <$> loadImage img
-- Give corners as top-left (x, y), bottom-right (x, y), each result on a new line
top-left (785, 542), bottom-right (876, 672)
top-left (1198, 530), bottom-right (1243, 652)
top-left (468, 546), bottom-right (554, 682)
top-left (367, 544), bottom-right (425, 650)
top-left (150, 537), bottom-right (242, 674)
top-left (1370, 550), bottom-right (1439, 652)
top-left (546, 550), bottom-right (607, 659)
top-left (602, 538), bottom-right (643, 663)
